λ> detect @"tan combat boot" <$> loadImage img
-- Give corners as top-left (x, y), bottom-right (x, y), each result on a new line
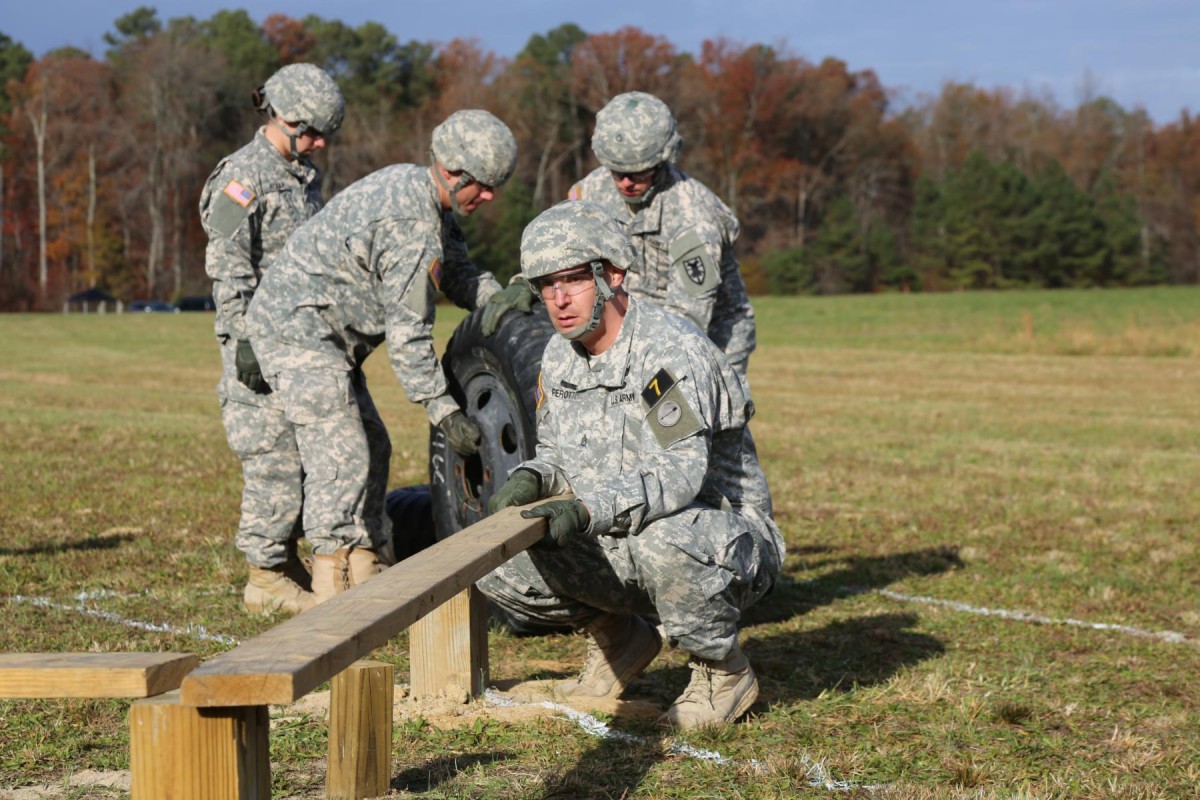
top-left (655, 642), bottom-right (758, 730)
top-left (311, 546), bottom-right (382, 605)
top-left (243, 564), bottom-right (316, 615)
top-left (556, 613), bottom-right (662, 698)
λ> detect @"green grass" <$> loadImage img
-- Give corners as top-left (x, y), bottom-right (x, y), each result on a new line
top-left (2, 287), bottom-right (1199, 798)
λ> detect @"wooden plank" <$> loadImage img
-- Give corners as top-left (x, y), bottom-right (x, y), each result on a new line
top-left (129, 691), bottom-right (270, 800)
top-left (409, 586), bottom-right (488, 698)
top-left (0, 652), bottom-right (199, 698)
top-left (327, 661), bottom-right (394, 800)
top-left (180, 507), bottom-right (543, 707)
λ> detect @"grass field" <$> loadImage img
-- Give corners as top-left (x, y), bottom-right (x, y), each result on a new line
top-left (1, 286), bottom-right (1198, 799)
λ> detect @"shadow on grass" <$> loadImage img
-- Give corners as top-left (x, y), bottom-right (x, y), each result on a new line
top-left (0, 533), bottom-right (135, 557)
top-left (753, 611), bottom-right (945, 703)
top-left (539, 730), bottom-right (665, 800)
top-left (741, 545), bottom-right (964, 626)
top-left (392, 751), bottom-right (515, 793)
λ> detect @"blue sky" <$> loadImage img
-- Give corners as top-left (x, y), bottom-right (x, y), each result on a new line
top-left (4, 0), bottom-right (1197, 124)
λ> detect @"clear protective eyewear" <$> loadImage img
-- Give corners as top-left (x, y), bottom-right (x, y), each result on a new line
top-left (528, 265), bottom-right (598, 299)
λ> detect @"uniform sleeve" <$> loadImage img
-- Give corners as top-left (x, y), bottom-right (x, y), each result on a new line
top-left (436, 213), bottom-right (502, 310)
top-left (660, 221), bottom-right (726, 333)
top-left (374, 217), bottom-right (454, 420)
top-left (200, 164), bottom-right (261, 340)
top-left (581, 347), bottom-right (721, 536)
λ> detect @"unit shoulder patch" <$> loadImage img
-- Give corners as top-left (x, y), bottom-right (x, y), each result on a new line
top-left (640, 367), bottom-right (703, 448)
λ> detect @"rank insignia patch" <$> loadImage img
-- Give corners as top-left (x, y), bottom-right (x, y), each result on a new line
top-left (641, 368), bottom-right (676, 409)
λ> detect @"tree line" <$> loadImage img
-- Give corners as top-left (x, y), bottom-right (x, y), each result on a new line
top-left (1, 8), bottom-right (1196, 310)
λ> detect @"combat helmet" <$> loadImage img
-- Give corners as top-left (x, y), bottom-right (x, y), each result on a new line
top-left (430, 109), bottom-right (518, 215)
top-left (258, 63), bottom-right (345, 158)
top-left (520, 200), bottom-right (637, 341)
top-left (592, 91), bottom-right (682, 175)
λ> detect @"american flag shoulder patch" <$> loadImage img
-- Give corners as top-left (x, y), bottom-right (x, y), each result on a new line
top-left (223, 180), bottom-right (254, 207)
top-left (428, 258), bottom-right (443, 291)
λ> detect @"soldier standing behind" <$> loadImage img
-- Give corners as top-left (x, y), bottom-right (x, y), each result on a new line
top-left (566, 91), bottom-right (758, 384)
top-left (199, 63), bottom-right (345, 615)
top-left (484, 201), bottom-right (785, 729)
top-left (245, 109), bottom-right (518, 604)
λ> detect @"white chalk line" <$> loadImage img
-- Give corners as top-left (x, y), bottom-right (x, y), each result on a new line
top-left (8, 593), bottom-right (239, 645)
top-left (484, 688), bottom-right (866, 792)
top-left (875, 589), bottom-right (1191, 644)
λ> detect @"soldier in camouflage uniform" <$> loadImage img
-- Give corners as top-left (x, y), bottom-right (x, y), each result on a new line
top-left (566, 91), bottom-right (757, 383)
top-left (245, 109), bottom-right (518, 604)
top-left (199, 63), bottom-right (345, 615)
top-left (484, 201), bottom-right (785, 730)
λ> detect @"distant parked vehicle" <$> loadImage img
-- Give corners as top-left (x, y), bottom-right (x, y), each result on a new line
top-left (177, 295), bottom-right (216, 312)
top-left (129, 300), bottom-right (180, 313)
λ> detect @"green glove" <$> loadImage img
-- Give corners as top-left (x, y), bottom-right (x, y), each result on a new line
top-left (439, 409), bottom-right (482, 456)
top-left (235, 339), bottom-right (270, 394)
top-left (480, 280), bottom-right (536, 337)
top-left (521, 499), bottom-right (590, 548)
top-left (488, 469), bottom-right (540, 514)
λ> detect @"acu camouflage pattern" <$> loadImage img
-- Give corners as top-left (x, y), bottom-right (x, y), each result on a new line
top-left (478, 296), bottom-right (785, 661)
top-left (430, 109), bottom-right (518, 187)
top-left (519, 199), bottom-right (638, 280)
top-left (199, 128), bottom-right (323, 568)
top-left (568, 163), bottom-right (758, 382)
top-left (263, 63), bottom-right (345, 133)
top-left (244, 163), bottom-right (501, 554)
top-left (590, 91), bottom-right (681, 173)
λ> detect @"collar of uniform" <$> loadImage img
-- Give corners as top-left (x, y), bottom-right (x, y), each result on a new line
top-left (253, 127), bottom-right (314, 180)
top-left (562, 296), bottom-right (639, 391)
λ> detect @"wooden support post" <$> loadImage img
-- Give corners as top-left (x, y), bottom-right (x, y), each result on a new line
top-left (129, 690), bottom-right (270, 800)
top-left (408, 586), bottom-right (488, 698)
top-left (327, 660), bottom-right (394, 800)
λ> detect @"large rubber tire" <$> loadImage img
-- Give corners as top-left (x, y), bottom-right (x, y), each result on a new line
top-left (429, 305), bottom-right (554, 540)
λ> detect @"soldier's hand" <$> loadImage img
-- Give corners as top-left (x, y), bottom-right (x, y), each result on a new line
top-left (521, 499), bottom-right (590, 548)
top-left (480, 280), bottom-right (535, 337)
top-left (235, 339), bottom-right (271, 394)
top-left (488, 469), bottom-right (540, 514)
top-left (439, 409), bottom-right (482, 456)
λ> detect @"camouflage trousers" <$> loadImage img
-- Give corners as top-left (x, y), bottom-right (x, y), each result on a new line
top-left (256, 365), bottom-right (392, 556)
top-left (218, 338), bottom-right (301, 569)
top-left (477, 503), bottom-right (781, 660)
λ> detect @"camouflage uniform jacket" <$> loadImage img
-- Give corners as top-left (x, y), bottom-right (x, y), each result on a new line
top-left (199, 129), bottom-right (321, 343)
top-left (245, 164), bottom-right (501, 423)
top-left (568, 165), bottom-right (757, 368)
top-left (520, 296), bottom-right (781, 562)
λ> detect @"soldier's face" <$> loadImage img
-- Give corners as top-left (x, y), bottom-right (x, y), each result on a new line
top-left (452, 175), bottom-right (495, 215)
top-left (542, 264), bottom-right (624, 343)
top-left (610, 167), bottom-right (656, 199)
top-left (293, 128), bottom-right (328, 156)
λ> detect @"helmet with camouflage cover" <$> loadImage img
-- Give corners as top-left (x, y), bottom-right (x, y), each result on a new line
top-left (261, 63), bottom-right (345, 136)
top-left (520, 200), bottom-right (637, 340)
top-left (591, 91), bottom-right (682, 173)
top-left (431, 110), bottom-right (518, 188)
top-left (430, 109), bottom-right (517, 216)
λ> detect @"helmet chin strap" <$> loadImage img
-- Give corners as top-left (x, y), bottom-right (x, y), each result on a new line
top-left (562, 261), bottom-right (614, 341)
top-left (430, 155), bottom-right (467, 216)
top-left (270, 115), bottom-right (307, 160)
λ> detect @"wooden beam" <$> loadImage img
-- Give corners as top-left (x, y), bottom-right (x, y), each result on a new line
top-left (180, 507), bottom-right (542, 707)
top-left (0, 653), bottom-right (198, 698)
